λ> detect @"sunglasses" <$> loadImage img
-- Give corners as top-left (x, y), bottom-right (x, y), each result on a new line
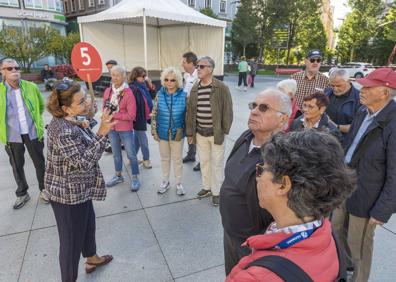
top-left (196, 64), bottom-right (211, 70)
top-left (309, 58), bottom-right (322, 63)
top-left (248, 102), bottom-right (286, 115)
top-left (164, 78), bottom-right (176, 82)
top-left (256, 163), bottom-right (267, 178)
top-left (2, 66), bottom-right (21, 71)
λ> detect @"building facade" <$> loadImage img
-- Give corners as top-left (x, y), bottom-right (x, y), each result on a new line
top-left (0, 0), bottom-right (67, 66)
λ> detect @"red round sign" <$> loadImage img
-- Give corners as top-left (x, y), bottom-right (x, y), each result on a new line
top-left (71, 42), bottom-right (102, 82)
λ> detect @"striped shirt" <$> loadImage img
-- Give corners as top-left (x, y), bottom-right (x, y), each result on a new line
top-left (291, 71), bottom-right (329, 109)
top-left (196, 83), bottom-right (213, 128)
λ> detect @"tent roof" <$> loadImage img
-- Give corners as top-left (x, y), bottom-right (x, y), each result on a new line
top-left (77, 0), bottom-right (227, 28)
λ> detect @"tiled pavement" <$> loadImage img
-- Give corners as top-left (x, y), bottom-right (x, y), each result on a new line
top-left (0, 75), bottom-right (395, 282)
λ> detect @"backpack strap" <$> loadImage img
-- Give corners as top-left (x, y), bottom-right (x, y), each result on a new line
top-left (244, 255), bottom-right (313, 282)
top-left (331, 229), bottom-right (347, 282)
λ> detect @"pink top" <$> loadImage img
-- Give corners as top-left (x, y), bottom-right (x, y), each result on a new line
top-left (102, 87), bottom-right (136, 131)
top-left (226, 219), bottom-right (339, 282)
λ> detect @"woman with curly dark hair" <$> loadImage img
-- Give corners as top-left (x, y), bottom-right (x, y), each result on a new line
top-left (45, 81), bottom-right (114, 282)
top-left (226, 130), bottom-right (356, 282)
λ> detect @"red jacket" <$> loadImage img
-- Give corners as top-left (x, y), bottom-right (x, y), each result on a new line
top-left (226, 219), bottom-right (338, 282)
top-left (103, 87), bottom-right (136, 132)
top-left (286, 98), bottom-right (301, 132)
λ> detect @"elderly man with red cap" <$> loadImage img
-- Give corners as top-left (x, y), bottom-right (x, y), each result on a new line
top-left (332, 68), bottom-right (396, 282)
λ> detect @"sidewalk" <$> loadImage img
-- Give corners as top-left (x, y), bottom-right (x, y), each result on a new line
top-left (0, 77), bottom-right (395, 282)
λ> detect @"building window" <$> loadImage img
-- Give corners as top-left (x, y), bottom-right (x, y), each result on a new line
top-left (0, 0), bottom-right (19, 7)
top-left (47, 0), bottom-right (55, 10)
top-left (78, 0), bottom-right (83, 9)
top-left (70, 0), bottom-right (74, 11)
top-left (204, 0), bottom-right (211, 8)
top-left (24, 0), bottom-right (43, 9)
top-left (88, 0), bottom-right (94, 7)
top-left (188, 0), bottom-right (195, 7)
top-left (219, 0), bottom-right (226, 13)
top-left (98, 0), bottom-right (104, 5)
top-left (63, 0), bottom-right (68, 13)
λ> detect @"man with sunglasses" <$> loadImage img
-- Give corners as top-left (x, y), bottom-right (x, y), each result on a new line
top-left (219, 89), bottom-right (291, 274)
top-left (291, 49), bottom-right (329, 109)
top-left (186, 56), bottom-right (233, 206)
top-left (0, 58), bottom-right (46, 209)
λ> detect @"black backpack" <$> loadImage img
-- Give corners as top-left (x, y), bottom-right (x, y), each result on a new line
top-left (243, 230), bottom-right (347, 282)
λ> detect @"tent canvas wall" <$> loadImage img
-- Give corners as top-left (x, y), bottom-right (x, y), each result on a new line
top-left (78, 0), bottom-right (226, 76)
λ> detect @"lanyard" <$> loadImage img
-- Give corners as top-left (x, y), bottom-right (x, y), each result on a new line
top-left (271, 226), bottom-right (319, 250)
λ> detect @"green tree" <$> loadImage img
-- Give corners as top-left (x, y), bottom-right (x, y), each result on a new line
top-left (231, 0), bottom-right (258, 57)
top-left (0, 26), bottom-right (63, 72)
top-left (200, 7), bottom-right (218, 19)
top-left (63, 32), bottom-right (81, 64)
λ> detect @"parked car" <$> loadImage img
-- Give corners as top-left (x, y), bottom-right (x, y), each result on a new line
top-left (329, 62), bottom-right (375, 79)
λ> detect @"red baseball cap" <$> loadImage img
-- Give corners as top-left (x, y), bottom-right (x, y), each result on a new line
top-left (357, 68), bottom-right (396, 89)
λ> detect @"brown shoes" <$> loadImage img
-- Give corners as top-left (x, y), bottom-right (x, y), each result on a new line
top-left (85, 254), bottom-right (113, 274)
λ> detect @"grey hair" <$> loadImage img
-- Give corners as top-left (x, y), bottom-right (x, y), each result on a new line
top-left (277, 79), bottom-right (297, 97)
top-left (160, 67), bottom-right (183, 89)
top-left (258, 88), bottom-right (292, 117)
top-left (261, 130), bottom-right (356, 220)
top-left (0, 58), bottom-right (18, 67)
top-left (198, 56), bottom-right (215, 69)
top-left (387, 87), bottom-right (396, 98)
top-left (110, 65), bottom-right (127, 78)
top-left (329, 68), bottom-right (350, 82)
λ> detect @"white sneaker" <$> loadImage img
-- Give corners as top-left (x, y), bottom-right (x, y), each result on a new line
top-left (243, 87), bottom-right (247, 92)
top-left (236, 86), bottom-right (241, 90)
top-left (158, 181), bottom-right (170, 194)
top-left (176, 184), bottom-right (185, 196)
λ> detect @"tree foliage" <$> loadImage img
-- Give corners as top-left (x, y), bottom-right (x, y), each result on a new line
top-left (231, 0), bottom-right (258, 57)
top-left (336, 0), bottom-right (395, 65)
top-left (0, 26), bottom-right (62, 72)
top-left (200, 7), bottom-right (218, 19)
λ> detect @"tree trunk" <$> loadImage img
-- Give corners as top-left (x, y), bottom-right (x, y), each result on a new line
top-left (243, 44), bottom-right (246, 57)
top-left (387, 43), bottom-right (396, 66)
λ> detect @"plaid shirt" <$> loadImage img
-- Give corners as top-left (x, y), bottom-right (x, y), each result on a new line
top-left (291, 71), bottom-right (329, 109)
top-left (44, 118), bottom-right (107, 205)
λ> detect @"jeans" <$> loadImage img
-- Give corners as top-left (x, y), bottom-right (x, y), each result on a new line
top-left (108, 130), bottom-right (139, 175)
top-left (134, 130), bottom-right (150, 161)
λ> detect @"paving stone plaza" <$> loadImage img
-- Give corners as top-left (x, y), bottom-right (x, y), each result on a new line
top-left (0, 75), bottom-right (395, 282)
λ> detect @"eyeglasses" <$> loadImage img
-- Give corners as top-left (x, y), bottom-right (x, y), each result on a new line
top-left (2, 66), bottom-right (21, 71)
top-left (196, 64), bottom-right (211, 70)
top-left (309, 58), bottom-right (322, 63)
top-left (248, 102), bottom-right (286, 115)
top-left (256, 163), bottom-right (268, 178)
top-left (164, 78), bottom-right (176, 82)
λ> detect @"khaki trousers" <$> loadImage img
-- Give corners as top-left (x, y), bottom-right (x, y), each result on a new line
top-left (331, 203), bottom-right (353, 268)
top-left (159, 139), bottom-right (184, 184)
top-left (348, 214), bottom-right (377, 282)
top-left (196, 133), bottom-right (225, 196)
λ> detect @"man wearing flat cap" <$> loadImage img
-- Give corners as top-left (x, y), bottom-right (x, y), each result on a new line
top-left (291, 49), bottom-right (329, 108)
top-left (332, 68), bottom-right (396, 282)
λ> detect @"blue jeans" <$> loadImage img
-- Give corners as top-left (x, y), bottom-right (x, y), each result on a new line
top-left (108, 130), bottom-right (139, 176)
top-left (134, 130), bottom-right (150, 161)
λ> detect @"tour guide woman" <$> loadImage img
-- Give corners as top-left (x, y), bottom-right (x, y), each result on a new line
top-left (44, 81), bottom-right (114, 282)
top-left (226, 130), bottom-right (355, 281)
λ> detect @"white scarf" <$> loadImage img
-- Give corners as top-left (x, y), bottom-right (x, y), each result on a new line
top-left (110, 82), bottom-right (128, 113)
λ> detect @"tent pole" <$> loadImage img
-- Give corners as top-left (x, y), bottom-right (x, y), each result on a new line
top-left (157, 18), bottom-right (161, 70)
top-left (79, 23), bottom-right (84, 41)
top-left (123, 24), bottom-right (126, 68)
top-left (221, 27), bottom-right (225, 76)
top-left (143, 8), bottom-right (148, 70)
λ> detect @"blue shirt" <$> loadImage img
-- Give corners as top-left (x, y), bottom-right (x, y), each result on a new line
top-left (5, 81), bottom-right (37, 143)
top-left (345, 107), bottom-right (384, 164)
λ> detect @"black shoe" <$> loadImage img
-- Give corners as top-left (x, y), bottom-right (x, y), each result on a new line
top-left (183, 156), bottom-right (195, 163)
top-left (347, 266), bottom-right (354, 272)
top-left (212, 195), bottom-right (220, 206)
top-left (193, 163), bottom-right (200, 171)
top-left (197, 189), bottom-right (212, 198)
top-left (104, 145), bottom-right (112, 153)
top-left (121, 144), bottom-right (125, 150)
top-left (13, 193), bottom-right (30, 209)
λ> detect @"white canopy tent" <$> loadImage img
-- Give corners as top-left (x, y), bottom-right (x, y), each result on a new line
top-left (77, 0), bottom-right (227, 76)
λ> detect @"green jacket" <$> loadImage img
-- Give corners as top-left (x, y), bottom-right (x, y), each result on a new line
top-left (238, 61), bottom-right (249, 72)
top-left (0, 80), bottom-right (45, 144)
top-left (186, 78), bottom-right (233, 145)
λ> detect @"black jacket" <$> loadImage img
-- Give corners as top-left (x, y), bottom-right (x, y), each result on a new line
top-left (290, 113), bottom-right (342, 141)
top-left (344, 100), bottom-right (396, 223)
top-left (220, 130), bottom-right (273, 240)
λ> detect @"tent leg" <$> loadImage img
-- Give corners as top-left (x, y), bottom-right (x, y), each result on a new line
top-left (143, 8), bottom-right (148, 70)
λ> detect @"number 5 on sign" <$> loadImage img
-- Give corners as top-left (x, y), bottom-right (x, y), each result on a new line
top-left (80, 47), bottom-right (91, 66)
top-left (71, 42), bottom-right (102, 83)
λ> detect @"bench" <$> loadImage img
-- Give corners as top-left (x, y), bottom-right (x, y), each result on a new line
top-left (275, 68), bottom-right (302, 75)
